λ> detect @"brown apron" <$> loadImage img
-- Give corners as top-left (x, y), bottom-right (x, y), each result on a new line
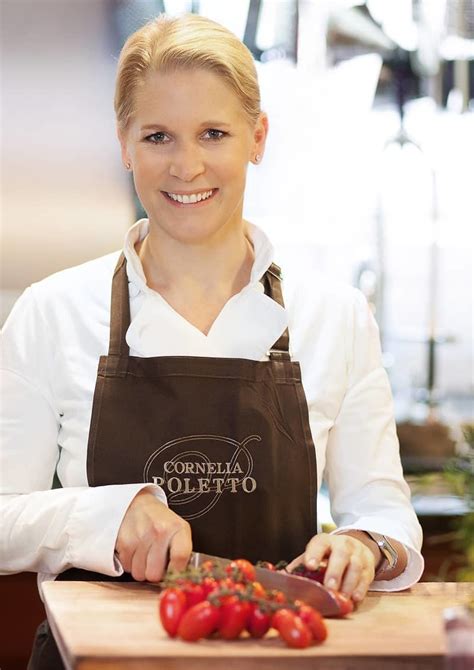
top-left (28, 255), bottom-right (317, 669)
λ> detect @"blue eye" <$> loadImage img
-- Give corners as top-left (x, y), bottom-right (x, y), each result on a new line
top-left (203, 129), bottom-right (226, 141)
top-left (145, 132), bottom-right (169, 144)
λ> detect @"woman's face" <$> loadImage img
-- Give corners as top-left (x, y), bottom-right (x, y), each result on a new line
top-left (119, 68), bottom-right (268, 245)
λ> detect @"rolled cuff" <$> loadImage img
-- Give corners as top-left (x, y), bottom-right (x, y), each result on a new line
top-left (66, 483), bottom-right (167, 576)
top-left (330, 524), bottom-right (424, 592)
top-left (369, 543), bottom-right (424, 592)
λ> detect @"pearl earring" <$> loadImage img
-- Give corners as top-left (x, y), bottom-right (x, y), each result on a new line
top-left (254, 154), bottom-right (261, 164)
top-left (126, 162), bottom-right (131, 170)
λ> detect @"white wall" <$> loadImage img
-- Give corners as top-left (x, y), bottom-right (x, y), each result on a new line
top-left (1, 0), bottom-right (134, 318)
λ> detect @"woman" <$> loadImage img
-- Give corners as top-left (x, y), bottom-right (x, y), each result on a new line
top-left (1, 13), bottom-right (423, 668)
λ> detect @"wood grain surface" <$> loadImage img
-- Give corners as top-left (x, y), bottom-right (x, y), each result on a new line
top-left (42, 581), bottom-right (474, 670)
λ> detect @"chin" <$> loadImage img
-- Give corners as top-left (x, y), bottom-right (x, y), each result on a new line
top-left (150, 215), bottom-right (233, 245)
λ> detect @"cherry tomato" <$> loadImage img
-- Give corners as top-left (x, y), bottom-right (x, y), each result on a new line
top-left (273, 610), bottom-right (312, 649)
top-left (201, 559), bottom-right (216, 574)
top-left (201, 576), bottom-right (218, 598)
top-left (329, 590), bottom-right (354, 616)
top-left (218, 596), bottom-right (252, 640)
top-left (297, 604), bottom-right (327, 643)
top-left (259, 561), bottom-right (276, 571)
top-left (226, 559), bottom-right (256, 582)
top-left (271, 607), bottom-right (295, 631)
top-left (159, 588), bottom-right (187, 638)
top-left (210, 578), bottom-right (246, 606)
top-left (177, 601), bottom-right (221, 642)
top-left (291, 559), bottom-right (328, 584)
top-left (268, 589), bottom-right (287, 604)
top-left (235, 558), bottom-right (256, 581)
top-left (218, 577), bottom-right (241, 591)
top-left (251, 581), bottom-right (267, 599)
top-left (247, 604), bottom-right (271, 638)
top-left (182, 582), bottom-right (205, 609)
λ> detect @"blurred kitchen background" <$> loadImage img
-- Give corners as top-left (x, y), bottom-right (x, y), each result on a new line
top-left (1, 0), bottom-right (473, 580)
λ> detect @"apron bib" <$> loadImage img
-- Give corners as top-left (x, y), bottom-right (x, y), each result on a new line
top-left (29, 256), bottom-right (318, 669)
top-left (86, 256), bottom-right (317, 563)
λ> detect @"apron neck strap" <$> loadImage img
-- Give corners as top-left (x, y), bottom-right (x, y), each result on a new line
top-left (109, 254), bottom-right (131, 357)
top-left (261, 263), bottom-right (291, 362)
top-left (108, 255), bottom-right (291, 360)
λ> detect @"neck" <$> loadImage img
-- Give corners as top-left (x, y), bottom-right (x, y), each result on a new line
top-left (138, 221), bottom-right (255, 298)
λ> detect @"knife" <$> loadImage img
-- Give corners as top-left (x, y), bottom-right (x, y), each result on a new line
top-left (188, 552), bottom-right (342, 617)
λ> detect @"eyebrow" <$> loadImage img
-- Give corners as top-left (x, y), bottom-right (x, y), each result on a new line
top-left (140, 121), bottom-right (232, 131)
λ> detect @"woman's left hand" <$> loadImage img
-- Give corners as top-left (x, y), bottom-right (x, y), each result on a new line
top-left (286, 532), bottom-right (378, 603)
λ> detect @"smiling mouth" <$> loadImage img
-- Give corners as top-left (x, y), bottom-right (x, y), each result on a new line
top-left (162, 189), bottom-right (217, 205)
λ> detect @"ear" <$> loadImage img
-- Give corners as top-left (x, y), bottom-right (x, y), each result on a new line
top-left (116, 124), bottom-right (131, 168)
top-left (251, 111), bottom-right (269, 162)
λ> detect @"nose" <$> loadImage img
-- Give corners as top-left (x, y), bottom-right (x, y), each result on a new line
top-left (169, 143), bottom-right (205, 182)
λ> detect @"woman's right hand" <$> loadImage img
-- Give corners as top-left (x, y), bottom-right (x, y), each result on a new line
top-left (115, 489), bottom-right (192, 582)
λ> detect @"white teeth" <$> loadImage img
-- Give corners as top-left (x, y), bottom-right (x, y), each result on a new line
top-left (166, 190), bottom-right (213, 204)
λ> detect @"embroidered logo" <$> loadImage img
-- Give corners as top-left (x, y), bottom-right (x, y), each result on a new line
top-left (143, 434), bottom-right (261, 520)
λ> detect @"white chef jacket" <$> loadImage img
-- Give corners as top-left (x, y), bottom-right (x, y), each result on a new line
top-left (0, 220), bottom-right (424, 591)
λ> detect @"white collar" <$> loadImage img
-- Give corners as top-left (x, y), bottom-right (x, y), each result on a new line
top-left (122, 218), bottom-right (276, 291)
top-left (122, 220), bottom-right (288, 361)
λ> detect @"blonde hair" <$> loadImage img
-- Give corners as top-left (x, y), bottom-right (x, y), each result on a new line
top-left (114, 13), bottom-right (261, 131)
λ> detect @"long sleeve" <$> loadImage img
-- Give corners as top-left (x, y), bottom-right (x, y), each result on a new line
top-left (0, 286), bottom-right (166, 577)
top-left (324, 289), bottom-right (424, 591)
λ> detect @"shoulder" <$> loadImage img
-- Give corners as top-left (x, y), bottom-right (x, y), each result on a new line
top-left (31, 251), bottom-right (122, 344)
top-left (276, 246), bottom-right (366, 324)
top-left (30, 251), bottom-right (120, 307)
top-left (275, 247), bottom-right (383, 391)
top-left (3, 251), bottom-right (120, 349)
top-left (275, 246), bottom-right (379, 371)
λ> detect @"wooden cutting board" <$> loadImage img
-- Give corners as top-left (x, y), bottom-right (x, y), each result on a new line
top-left (42, 581), bottom-right (473, 670)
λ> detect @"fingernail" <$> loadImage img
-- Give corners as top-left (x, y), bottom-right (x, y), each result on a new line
top-left (327, 578), bottom-right (337, 588)
top-left (353, 591), bottom-right (362, 601)
top-left (307, 558), bottom-right (317, 569)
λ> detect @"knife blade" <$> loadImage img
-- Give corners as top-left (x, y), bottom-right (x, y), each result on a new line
top-left (189, 552), bottom-right (342, 617)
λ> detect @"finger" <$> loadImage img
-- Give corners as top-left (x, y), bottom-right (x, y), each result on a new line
top-left (144, 539), bottom-right (168, 582)
top-left (303, 534), bottom-right (332, 570)
top-left (130, 536), bottom-right (153, 581)
top-left (115, 533), bottom-right (137, 573)
top-left (168, 522), bottom-right (192, 572)
top-left (352, 567), bottom-right (374, 603)
top-left (340, 554), bottom-right (364, 597)
top-left (116, 547), bottom-right (131, 573)
top-left (323, 544), bottom-right (351, 591)
top-left (285, 553), bottom-right (305, 572)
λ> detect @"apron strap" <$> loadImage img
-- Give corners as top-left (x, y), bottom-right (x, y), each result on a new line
top-left (108, 254), bottom-right (290, 361)
top-left (108, 254), bottom-right (130, 357)
top-left (261, 263), bottom-right (291, 362)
